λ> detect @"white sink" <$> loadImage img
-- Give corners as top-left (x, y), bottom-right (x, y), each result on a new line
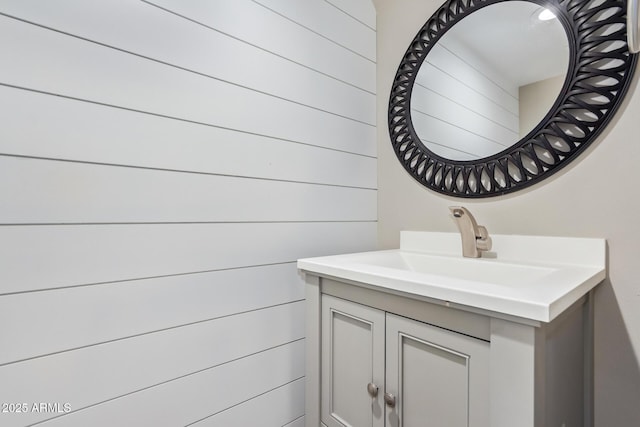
top-left (298, 232), bottom-right (606, 322)
top-left (344, 251), bottom-right (557, 287)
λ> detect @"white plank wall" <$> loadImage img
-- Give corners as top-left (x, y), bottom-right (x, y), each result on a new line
top-left (412, 39), bottom-right (519, 160)
top-left (0, 87), bottom-right (376, 188)
top-left (0, 0), bottom-right (376, 426)
top-left (190, 378), bottom-right (305, 426)
top-left (325, 0), bottom-right (376, 30)
top-left (283, 417), bottom-right (306, 427)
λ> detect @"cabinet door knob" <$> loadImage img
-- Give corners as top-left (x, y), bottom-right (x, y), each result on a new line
top-left (384, 392), bottom-right (396, 408)
top-left (366, 382), bottom-right (379, 397)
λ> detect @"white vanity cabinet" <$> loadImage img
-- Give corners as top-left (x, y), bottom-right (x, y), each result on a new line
top-left (300, 232), bottom-right (606, 427)
top-left (321, 294), bottom-right (489, 427)
top-left (320, 294), bottom-right (384, 427)
top-left (306, 275), bottom-right (593, 427)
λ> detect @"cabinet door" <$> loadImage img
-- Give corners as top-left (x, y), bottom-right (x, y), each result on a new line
top-left (321, 295), bottom-right (385, 427)
top-left (385, 313), bottom-right (490, 427)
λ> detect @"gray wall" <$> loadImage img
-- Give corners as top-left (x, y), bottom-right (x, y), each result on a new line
top-left (519, 74), bottom-right (565, 139)
top-left (0, 0), bottom-right (376, 425)
top-left (374, 0), bottom-right (640, 425)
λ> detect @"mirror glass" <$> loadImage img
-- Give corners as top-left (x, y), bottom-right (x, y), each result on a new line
top-left (410, 1), bottom-right (569, 161)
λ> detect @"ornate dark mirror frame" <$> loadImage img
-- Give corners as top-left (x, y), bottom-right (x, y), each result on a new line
top-left (388, 0), bottom-right (638, 198)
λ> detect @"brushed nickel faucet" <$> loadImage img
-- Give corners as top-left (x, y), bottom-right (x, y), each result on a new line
top-left (449, 206), bottom-right (492, 258)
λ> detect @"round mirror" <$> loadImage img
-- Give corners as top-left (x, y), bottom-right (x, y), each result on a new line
top-left (389, 0), bottom-right (637, 197)
top-left (411, 1), bottom-right (569, 161)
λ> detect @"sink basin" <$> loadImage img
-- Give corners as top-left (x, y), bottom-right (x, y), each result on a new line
top-left (345, 251), bottom-right (557, 287)
top-left (297, 232), bottom-right (606, 322)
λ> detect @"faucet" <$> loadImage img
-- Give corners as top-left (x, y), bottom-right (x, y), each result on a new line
top-left (449, 206), bottom-right (492, 258)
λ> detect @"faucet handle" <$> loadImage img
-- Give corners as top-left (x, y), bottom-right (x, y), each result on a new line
top-left (477, 225), bottom-right (489, 240)
top-left (476, 226), bottom-right (492, 251)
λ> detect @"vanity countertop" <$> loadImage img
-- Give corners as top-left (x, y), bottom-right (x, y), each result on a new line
top-left (298, 232), bottom-right (606, 322)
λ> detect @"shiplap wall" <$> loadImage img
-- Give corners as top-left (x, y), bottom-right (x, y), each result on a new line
top-left (0, 1), bottom-right (376, 426)
top-left (411, 38), bottom-right (519, 160)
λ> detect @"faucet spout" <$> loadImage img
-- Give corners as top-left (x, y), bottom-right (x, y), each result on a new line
top-left (449, 206), bottom-right (492, 258)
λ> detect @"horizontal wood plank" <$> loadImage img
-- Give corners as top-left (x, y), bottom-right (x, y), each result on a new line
top-left (415, 64), bottom-right (519, 123)
top-left (0, 15), bottom-right (375, 156)
top-left (285, 417), bottom-right (306, 427)
top-left (0, 0), bottom-right (375, 124)
top-left (427, 44), bottom-right (519, 113)
top-left (145, 0), bottom-right (375, 92)
top-left (190, 377), bottom-right (305, 426)
top-left (412, 82), bottom-right (519, 134)
top-left (0, 222), bottom-right (377, 294)
top-left (0, 263), bottom-right (302, 365)
top-left (254, 0), bottom-right (376, 61)
top-left (0, 305), bottom-right (304, 426)
top-left (0, 156), bottom-right (376, 224)
top-left (412, 111), bottom-right (510, 159)
top-left (411, 86), bottom-right (518, 144)
top-left (0, 86), bottom-right (377, 187)
top-left (325, 0), bottom-right (376, 29)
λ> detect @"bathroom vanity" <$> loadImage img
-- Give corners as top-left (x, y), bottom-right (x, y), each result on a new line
top-left (298, 232), bottom-right (605, 427)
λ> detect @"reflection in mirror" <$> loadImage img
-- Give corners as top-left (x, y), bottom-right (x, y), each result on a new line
top-left (410, 1), bottom-right (569, 161)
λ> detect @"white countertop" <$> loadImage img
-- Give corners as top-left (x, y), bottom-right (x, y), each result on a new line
top-left (298, 232), bottom-right (606, 322)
